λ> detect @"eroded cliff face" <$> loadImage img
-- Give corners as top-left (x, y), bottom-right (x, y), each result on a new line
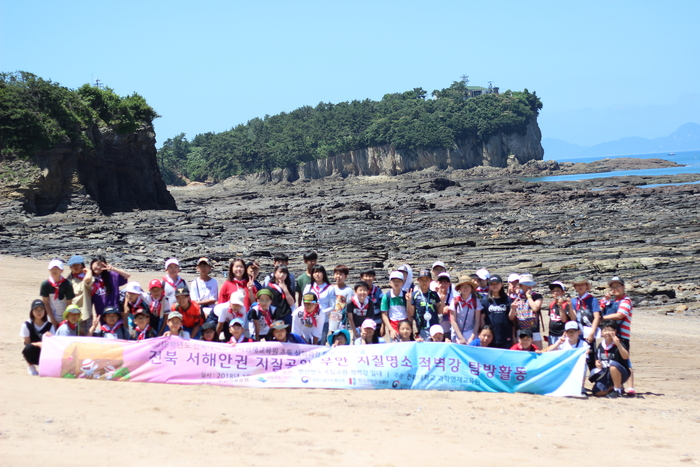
top-left (253, 114), bottom-right (544, 183)
top-left (0, 124), bottom-right (177, 215)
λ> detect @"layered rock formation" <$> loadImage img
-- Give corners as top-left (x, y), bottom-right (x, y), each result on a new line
top-left (0, 124), bottom-right (177, 215)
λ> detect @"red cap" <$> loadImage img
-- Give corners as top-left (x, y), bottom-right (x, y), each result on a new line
top-left (148, 279), bottom-right (163, 290)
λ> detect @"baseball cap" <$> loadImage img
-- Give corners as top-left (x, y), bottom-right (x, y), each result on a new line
top-left (303, 293), bottom-right (318, 304)
top-left (507, 273), bottom-right (520, 283)
top-left (431, 261), bottom-right (446, 270)
top-left (608, 276), bottom-right (625, 287)
top-left (565, 321), bottom-right (580, 331)
top-left (437, 272), bottom-right (451, 282)
top-left (48, 259), bottom-right (64, 270)
top-left (148, 279), bottom-right (163, 290)
top-left (197, 257), bottom-right (211, 266)
top-left (361, 319), bottom-right (377, 330)
top-left (270, 320), bottom-right (289, 330)
top-left (489, 274), bottom-right (503, 284)
top-left (518, 274), bottom-right (537, 287)
top-left (103, 306), bottom-right (120, 315)
top-left (30, 299), bottom-right (46, 311)
top-left (475, 268), bottom-right (490, 281)
top-left (229, 292), bottom-right (245, 307)
top-left (548, 281), bottom-right (566, 291)
top-left (67, 255), bottom-right (85, 266)
top-left (389, 271), bottom-right (405, 281)
top-left (518, 329), bottom-right (533, 338)
top-left (175, 286), bottom-right (190, 296)
top-left (417, 269), bottom-right (432, 279)
top-left (125, 281), bottom-right (143, 294)
top-left (429, 324), bottom-right (444, 337)
top-left (168, 311), bottom-right (183, 321)
top-left (132, 308), bottom-right (149, 318)
top-left (201, 321), bottom-right (217, 331)
top-left (164, 258), bottom-right (180, 269)
top-left (229, 317), bottom-right (245, 327)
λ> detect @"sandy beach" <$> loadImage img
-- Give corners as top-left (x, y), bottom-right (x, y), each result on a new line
top-left (1, 255), bottom-right (699, 466)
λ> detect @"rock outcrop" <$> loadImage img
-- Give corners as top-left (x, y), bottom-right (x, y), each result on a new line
top-left (0, 123), bottom-right (177, 215)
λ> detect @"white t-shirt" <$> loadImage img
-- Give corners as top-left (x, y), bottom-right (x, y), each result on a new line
top-left (291, 306), bottom-right (325, 343)
top-left (303, 283), bottom-right (336, 317)
top-left (189, 278), bottom-right (219, 311)
top-left (559, 338), bottom-right (590, 352)
top-left (214, 302), bottom-right (249, 337)
top-left (19, 321), bottom-right (55, 338)
top-left (329, 285), bottom-right (353, 332)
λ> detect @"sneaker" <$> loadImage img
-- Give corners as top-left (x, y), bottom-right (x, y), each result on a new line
top-left (606, 390), bottom-right (620, 399)
top-left (27, 365), bottom-right (39, 376)
top-left (626, 387), bottom-right (637, 396)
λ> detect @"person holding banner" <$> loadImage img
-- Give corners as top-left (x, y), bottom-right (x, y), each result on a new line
top-left (381, 270), bottom-right (413, 342)
top-left (412, 269), bottom-right (443, 340)
top-left (448, 277), bottom-right (482, 345)
top-left (354, 319), bottom-right (385, 344)
top-left (270, 320), bottom-right (306, 344)
top-left (163, 311), bottom-right (190, 339)
top-left (510, 274), bottom-right (543, 350)
top-left (292, 293), bottom-right (324, 345)
top-left (228, 318), bottom-right (254, 345)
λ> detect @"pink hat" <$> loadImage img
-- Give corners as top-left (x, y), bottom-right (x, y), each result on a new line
top-left (361, 319), bottom-right (377, 329)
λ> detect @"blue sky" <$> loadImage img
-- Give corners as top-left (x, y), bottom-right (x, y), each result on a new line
top-left (2, 0), bottom-right (699, 147)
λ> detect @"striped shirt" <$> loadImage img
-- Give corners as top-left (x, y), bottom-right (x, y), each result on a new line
top-left (616, 296), bottom-right (633, 340)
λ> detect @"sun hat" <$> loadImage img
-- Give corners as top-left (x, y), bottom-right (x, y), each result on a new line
top-left (164, 258), bottom-right (180, 269)
top-left (327, 329), bottom-right (351, 346)
top-left (361, 319), bottom-right (377, 330)
top-left (67, 255), bottom-right (85, 266)
top-left (48, 259), bottom-right (64, 270)
top-left (565, 321), bottom-right (580, 331)
top-left (429, 324), bottom-right (444, 337)
top-left (389, 270), bottom-right (405, 281)
top-left (167, 311), bottom-right (183, 321)
top-left (572, 276), bottom-right (591, 285)
top-left (548, 281), bottom-right (566, 291)
top-left (518, 274), bottom-right (537, 287)
top-left (62, 304), bottom-right (81, 319)
top-left (270, 320), bottom-right (289, 330)
top-left (475, 268), bottom-right (490, 281)
top-left (125, 281), bottom-right (143, 294)
top-left (30, 299), bottom-right (45, 311)
top-left (455, 276), bottom-right (479, 291)
top-left (507, 273), bottom-right (520, 283)
top-left (148, 279), bottom-right (163, 290)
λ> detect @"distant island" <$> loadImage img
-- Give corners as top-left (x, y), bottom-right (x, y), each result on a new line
top-left (156, 82), bottom-right (544, 185)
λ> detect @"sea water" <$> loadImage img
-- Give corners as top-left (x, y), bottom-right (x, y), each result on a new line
top-left (523, 149), bottom-right (700, 183)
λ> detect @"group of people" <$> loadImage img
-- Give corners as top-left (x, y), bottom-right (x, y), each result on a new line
top-left (21, 251), bottom-right (635, 397)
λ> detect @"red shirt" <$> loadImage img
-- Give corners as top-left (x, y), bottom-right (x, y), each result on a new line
top-left (171, 301), bottom-right (202, 329)
top-left (218, 280), bottom-right (255, 310)
top-left (510, 343), bottom-right (539, 351)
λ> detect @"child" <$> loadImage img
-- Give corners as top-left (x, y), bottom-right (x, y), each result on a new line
top-left (90, 307), bottom-right (130, 340)
top-left (331, 265), bottom-right (353, 332)
top-left (507, 274), bottom-right (520, 300)
top-left (481, 275), bottom-right (513, 349)
top-left (20, 299), bottom-right (55, 375)
top-left (163, 311), bottom-right (190, 339)
top-left (428, 324), bottom-right (445, 343)
top-left (354, 319), bottom-right (385, 345)
top-left (346, 281), bottom-right (375, 342)
top-left (247, 261), bottom-right (263, 291)
top-left (475, 268), bottom-right (490, 294)
top-left (148, 279), bottom-right (169, 335)
top-left (509, 273), bottom-right (543, 350)
top-left (397, 264), bottom-right (414, 295)
top-left (162, 258), bottom-right (186, 306)
top-left (199, 321), bottom-right (218, 342)
top-left (228, 318), bottom-right (254, 345)
top-left (510, 329), bottom-right (539, 351)
top-left (171, 286), bottom-right (203, 339)
top-left (328, 329), bottom-right (351, 347)
top-left (66, 255), bottom-right (94, 336)
top-left (601, 276), bottom-right (635, 395)
top-left (267, 265), bottom-right (295, 324)
top-left (359, 269), bottom-right (384, 334)
top-left (591, 320), bottom-right (630, 398)
top-left (216, 292), bottom-right (248, 341)
top-left (55, 305), bottom-right (81, 337)
top-left (89, 255), bottom-right (130, 318)
top-left (264, 253), bottom-right (295, 295)
top-left (411, 269), bottom-right (443, 340)
top-left (295, 251), bottom-right (318, 305)
top-left (249, 288), bottom-right (276, 341)
top-left (123, 281), bottom-right (151, 327)
top-left (429, 261), bottom-right (447, 291)
top-left (189, 257), bottom-right (218, 316)
top-left (130, 309), bottom-right (157, 340)
top-left (380, 270), bottom-right (413, 342)
top-left (546, 321), bottom-right (589, 351)
top-left (571, 276), bottom-right (601, 373)
top-left (270, 320), bottom-right (306, 344)
top-left (469, 325), bottom-right (494, 347)
top-left (435, 272), bottom-right (456, 337)
top-left (291, 293), bottom-right (324, 345)
top-left (547, 281), bottom-right (576, 345)
top-left (396, 319), bottom-right (415, 342)
top-left (449, 277), bottom-right (483, 345)
top-left (302, 265), bottom-right (336, 342)
top-left (40, 259), bottom-right (75, 328)
top-left (219, 258), bottom-right (256, 309)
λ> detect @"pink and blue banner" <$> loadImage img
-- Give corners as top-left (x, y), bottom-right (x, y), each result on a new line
top-left (39, 336), bottom-right (587, 397)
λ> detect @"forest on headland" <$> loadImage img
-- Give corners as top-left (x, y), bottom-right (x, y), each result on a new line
top-left (156, 82), bottom-right (542, 185)
top-left (0, 71), bottom-right (159, 158)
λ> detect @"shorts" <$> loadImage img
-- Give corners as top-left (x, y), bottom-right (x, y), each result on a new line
top-left (592, 361), bottom-right (630, 393)
top-left (389, 320), bottom-right (400, 333)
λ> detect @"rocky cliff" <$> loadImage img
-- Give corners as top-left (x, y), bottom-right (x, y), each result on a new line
top-left (243, 115), bottom-right (544, 184)
top-left (0, 123), bottom-right (177, 215)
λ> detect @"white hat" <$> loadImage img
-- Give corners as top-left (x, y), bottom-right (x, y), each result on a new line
top-left (475, 268), bottom-right (490, 281)
top-left (518, 274), bottom-right (537, 287)
top-left (549, 281), bottom-right (567, 291)
top-left (229, 291), bottom-right (245, 307)
top-left (389, 271), bottom-right (405, 281)
top-left (164, 258), bottom-right (180, 269)
top-left (361, 319), bottom-right (377, 329)
top-left (437, 272), bottom-right (451, 281)
top-left (432, 261), bottom-right (446, 270)
top-left (565, 321), bottom-right (580, 331)
top-left (125, 281), bottom-right (143, 294)
top-left (48, 259), bottom-right (64, 270)
top-left (429, 324), bottom-right (444, 337)
top-left (507, 273), bottom-right (520, 283)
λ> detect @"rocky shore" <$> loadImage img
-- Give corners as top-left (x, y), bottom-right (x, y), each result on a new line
top-left (1, 160), bottom-right (699, 313)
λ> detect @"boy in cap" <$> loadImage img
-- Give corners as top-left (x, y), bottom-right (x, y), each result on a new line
top-left (547, 281), bottom-right (575, 345)
top-left (163, 311), bottom-right (190, 339)
top-left (66, 255), bottom-right (94, 336)
top-left (331, 265), bottom-right (353, 332)
top-left (435, 272), bottom-right (456, 336)
top-left (380, 271), bottom-right (413, 342)
top-left (429, 261), bottom-right (447, 291)
top-left (171, 286), bottom-right (203, 339)
top-left (412, 269), bottom-right (443, 340)
top-left (55, 304), bottom-right (81, 337)
top-left (228, 318), bottom-right (254, 345)
top-left (510, 329), bottom-right (539, 351)
top-left (291, 293), bottom-right (324, 345)
top-left (90, 306), bottom-right (130, 340)
top-left (270, 320), bottom-right (306, 344)
top-left (131, 309), bottom-right (157, 340)
top-left (40, 259), bottom-right (75, 328)
top-left (189, 258), bottom-right (218, 316)
top-left (147, 279), bottom-right (169, 335)
top-left (214, 291), bottom-right (247, 342)
top-left (601, 276), bottom-right (636, 395)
